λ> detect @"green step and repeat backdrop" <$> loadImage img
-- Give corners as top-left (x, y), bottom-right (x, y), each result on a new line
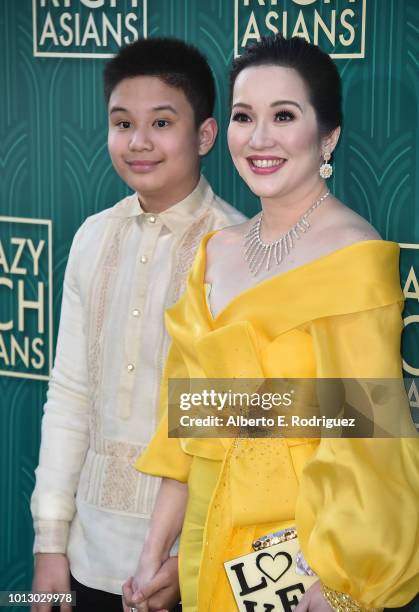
top-left (0, 0), bottom-right (418, 606)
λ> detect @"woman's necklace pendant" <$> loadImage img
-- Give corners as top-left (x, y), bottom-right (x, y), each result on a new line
top-left (244, 191), bottom-right (330, 276)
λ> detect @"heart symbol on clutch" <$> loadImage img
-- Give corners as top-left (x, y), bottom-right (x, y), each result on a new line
top-left (256, 551), bottom-right (293, 583)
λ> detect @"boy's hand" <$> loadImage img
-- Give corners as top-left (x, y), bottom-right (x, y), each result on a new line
top-left (31, 553), bottom-right (72, 612)
top-left (122, 552), bottom-right (163, 612)
top-left (122, 556), bottom-right (180, 612)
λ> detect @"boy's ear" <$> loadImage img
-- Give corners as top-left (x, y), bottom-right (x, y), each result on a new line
top-left (198, 118), bottom-right (218, 156)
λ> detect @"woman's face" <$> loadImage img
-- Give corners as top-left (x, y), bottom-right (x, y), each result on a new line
top-left (227, 64), bottom-right (324, 202)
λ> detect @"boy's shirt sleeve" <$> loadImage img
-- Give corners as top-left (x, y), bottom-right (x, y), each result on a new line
top-left (31, 223), bottom-right (91, 554)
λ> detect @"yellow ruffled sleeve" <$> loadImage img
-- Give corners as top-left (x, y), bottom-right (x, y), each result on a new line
top-left (134, 342), bottom-right (192, 483)
top-left (296, 303), bottom-right (419, 608)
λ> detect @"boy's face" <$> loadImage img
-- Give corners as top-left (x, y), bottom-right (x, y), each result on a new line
top-left (108, 76), bottom-right (202, 211)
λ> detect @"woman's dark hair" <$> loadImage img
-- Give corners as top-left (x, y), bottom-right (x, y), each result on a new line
top-left (104, 37), bottom-right (215, 127)
top-left (230, 35), bottom-right (342, 136)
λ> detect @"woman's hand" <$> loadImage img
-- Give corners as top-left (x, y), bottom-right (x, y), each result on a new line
top-left (122, 555), bottom-right (180, 612)
top-left (122, 479), bottom-right (187, 611)
top-left (295, 581), bottom-right (334, 612)
top-left (122, 553), bottom-right (162, 612)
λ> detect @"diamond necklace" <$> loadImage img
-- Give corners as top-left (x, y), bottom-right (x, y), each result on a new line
top-left (244, 190), bottom-right (330, 275)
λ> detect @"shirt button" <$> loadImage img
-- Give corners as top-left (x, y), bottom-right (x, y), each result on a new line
top-left (148, 215), bottom-right (157, 224)
top-left (140, 255), bottom-right (148, 264)
top-left (127, 363), bottom-right (135, 372)
top-left (132, 309), bottom-right (141, 317)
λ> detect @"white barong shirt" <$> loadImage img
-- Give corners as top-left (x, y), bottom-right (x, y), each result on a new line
top-left (31, 176), bottom-right (245, 593)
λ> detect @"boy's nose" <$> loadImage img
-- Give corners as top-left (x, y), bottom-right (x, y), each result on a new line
top-left (128, 129), bottom-right (153, 151)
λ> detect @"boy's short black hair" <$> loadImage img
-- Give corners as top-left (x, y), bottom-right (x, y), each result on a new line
top-left (104, 37), bottom-right (215, 127)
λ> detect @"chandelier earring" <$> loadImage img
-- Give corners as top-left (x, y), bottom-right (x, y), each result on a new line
top-left (319, 152), bottom-right (333, 179)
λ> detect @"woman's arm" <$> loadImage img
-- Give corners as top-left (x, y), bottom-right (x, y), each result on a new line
top-left (141, 477), bottom-right (188, 563)
top-left (122, 477), bottom-right (188, 612)
top-left (296, 304), bottom-right (419, 611)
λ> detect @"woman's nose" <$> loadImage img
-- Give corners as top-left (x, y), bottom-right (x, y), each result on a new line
top-left (248, 122), bottom-right (275, 149)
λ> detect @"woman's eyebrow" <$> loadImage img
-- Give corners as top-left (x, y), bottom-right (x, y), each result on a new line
top-left (270, 100), bottom-right (303, 112)
top-left (231, 100), bottom-right (303, 112)
top-left (231, 102), bottom-right (252, 109)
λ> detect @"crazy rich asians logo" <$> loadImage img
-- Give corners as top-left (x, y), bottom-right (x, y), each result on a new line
top-left (234, 0), bottom-right (367, 58)
top-left (0, 217), bottom-right (52, 381)
top-left (32, 0), bottom-right (147, 58)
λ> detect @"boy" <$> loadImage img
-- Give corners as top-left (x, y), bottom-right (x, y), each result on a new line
top-left (31, 37), bottom-right (245, 612)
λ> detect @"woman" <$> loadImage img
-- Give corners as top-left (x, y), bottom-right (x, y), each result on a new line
top-left (124, 35), bottom-right (418, 612)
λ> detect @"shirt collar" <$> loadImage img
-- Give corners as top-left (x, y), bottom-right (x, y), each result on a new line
top-left (110, 175), bottom-right (213, 239)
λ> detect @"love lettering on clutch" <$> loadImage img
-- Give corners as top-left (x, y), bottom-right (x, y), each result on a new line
top-left (224, 532), bottom-right (317, 612)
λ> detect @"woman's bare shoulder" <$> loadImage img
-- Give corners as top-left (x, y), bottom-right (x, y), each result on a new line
top-left (319, 199), bottom-right (382, 247)
top-left (207, 218), bottom-right (256, 254)
top-left (205, 217), bottom-right (256, 278)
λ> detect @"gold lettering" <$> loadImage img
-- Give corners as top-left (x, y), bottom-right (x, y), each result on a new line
top-left (403, 266), bottom-right (419, 302)
top-left (0, 278), bottom-right (13, 331)
top-left (314, 9), bottom-right (336, 45)
top-left (11, 335), bottom-right (29, 368)
top-left (0, 334), bottom-right (10, 366)
top-left (40, 0), bottom-right (61, 7)
top-left (81, 13), bottom-right (102, 46)
top-left (407, 380), bottom-right (419, 409)
top-left (124, 13), bottom-right (139, 44)
top-left (102, 13), bottom-right (122, 46)
top-left (403, 315), bottom-right (419, 376)
top-left (27, 239), bottom-right (45, 277)
top-left (31, 338), bottom-right (46, 370)
top-left (241, 11), bottom-right (261, 47)
top-left (59, 12), bottom-right (73, 46)
top-left (80, 0), bottom-right (105, 8)
top-left (18, 280), bottom-right (45, 334)
top-left (266, 11), bottom-right (280, 34)
top-left (75, 12), bottom-right (81, 45)
top-left (0, 241), bottom-right (9, 273)
top-left (292, 11), bottom-right (311, 42)
top-left (339, 9), bottom-right (356, 46)
top-left (282, 10), bottom-right (288, 37)
top-left (10, 238), bottom-right (27, 275)
top-left (243, 0), bottom-right (266, 6)
top-left (39, 12), bottom-right (59, 46)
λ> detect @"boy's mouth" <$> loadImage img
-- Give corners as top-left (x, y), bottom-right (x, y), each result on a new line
top-left (126, 160), bottom-right (162, 172)
top-left (246, 156), bottom-right (287, 175)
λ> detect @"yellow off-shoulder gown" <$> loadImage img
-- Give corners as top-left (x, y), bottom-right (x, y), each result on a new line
top-left (135, 235), bottom-right (419, 612)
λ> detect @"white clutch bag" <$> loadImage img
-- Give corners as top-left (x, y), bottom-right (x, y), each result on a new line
top-left (224, 527), bottom-right (317, 611)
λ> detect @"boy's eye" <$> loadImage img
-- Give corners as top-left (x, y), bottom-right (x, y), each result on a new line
top-left (117, 121), bottom-right (131, 129)
top-left (275, 110), bottom-right (295, 122)
top-left (231, 112), bottom-right (251, 123)
top-left (153, 119), bottom-right (170, 128)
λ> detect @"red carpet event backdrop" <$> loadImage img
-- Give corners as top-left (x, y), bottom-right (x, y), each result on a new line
top-left (0, 0), bottom-right (418, 605)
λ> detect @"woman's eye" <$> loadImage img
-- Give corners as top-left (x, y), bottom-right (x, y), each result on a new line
top-left (275, 110), bottom-right (295, 122)
top-left (231, 112), bottom-right (251, 123)
top-left (117, 121), bottom-right (131, 129)
top-left (154, 119), bottom-right (170, 128)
